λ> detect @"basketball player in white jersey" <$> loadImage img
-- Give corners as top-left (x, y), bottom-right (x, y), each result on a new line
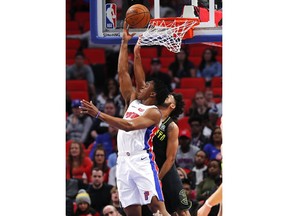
top-left (80, 21), bottom-right (170, 216)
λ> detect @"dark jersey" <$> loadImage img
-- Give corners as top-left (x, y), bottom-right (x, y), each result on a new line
top-left (153, 117), bottom-right (173, 169)
top-left (153, 117), bottom-right (192, 214)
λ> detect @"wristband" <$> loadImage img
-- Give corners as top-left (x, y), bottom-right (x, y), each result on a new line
top-left (95, 111), bottom-right (101, 119)
top-left (205, 200), bottom-right (212, 208)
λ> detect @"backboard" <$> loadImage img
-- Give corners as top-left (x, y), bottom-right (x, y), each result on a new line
top-left (90, 0), bottom-right (222, 45)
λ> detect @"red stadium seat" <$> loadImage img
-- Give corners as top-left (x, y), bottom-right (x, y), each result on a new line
top-left (211, 77), bottom-right (222, 88)
top-left (66, 59), bottom-right (75, 66)
top-left (160, 47), bottom-right (175, 57)
top-left (159, 57), bottom-right (174, 68)
top-left (66, 21), bottom-right (80, 31)
top-left (140, 47), bottom-right (158, 58)
top-left (174, 88), bottom-right (197, 100)
top-left (83, 48), bottom-right (106, 65)
top-left (66, 80), bottom-right (88, 92)
top-left (180, 77), bottom-right (206, 91)
top-left (68, 91), bottom-right (89, 101)
top-left (140, 57), bottom-right (151, 74)
top-left (74, 12), bottom-right (90, 27)
top-left (66, 39), bottom-right (81, 50)
top-left (66, 49), bottom-right (77, 60)
top-left (212, 87), bottom-right (222, 98)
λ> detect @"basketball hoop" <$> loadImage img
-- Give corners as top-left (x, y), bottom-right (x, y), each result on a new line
top-left (138, 17), bottom-right (200, 53)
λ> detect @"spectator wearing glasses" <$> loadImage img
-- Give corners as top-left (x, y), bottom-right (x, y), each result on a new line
top-left (87, 167), bottom-right (113, 215)
top-left (91, 146), bottom-right (110, 183)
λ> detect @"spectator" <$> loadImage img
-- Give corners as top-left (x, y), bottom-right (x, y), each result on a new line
top-left (190, 150), bottom-right (208, 187)
top-left (94, 78), bottom-right (124, 116)
top-left (74, 189), bottom-right (98, 216)
top-left (204, 88), bottom-right (216, 109)
top-left (196, 160), bottom-right (222, 216)
top-left (176, 129), bottom-right (200, 170)
top-left (189, 91), bottom-right (211, 125)
top-left (182, 178), bottom-right (199, 216)
top-left (66, 52), bottom-right (96, 99)
top-left (203, 104), bottom-right (221, 138)
top-left (168, 47), bottom-right (196, 88)
top-left (103, 205), bottom-right (122, 216)
top-left (89, 125), bottom-right (118, 160)
top-left (203, 126), bottom-right (222, 162)
top-left (110, 187), bottom-right (126, 216)
top-left (87, 167), bottom-right (113, 215)
top-left (66, 140), bottom-right (93, 183)
top-left (146, 58), bottom-right (172, 91)
top-left (177, 167), bottom-right (188, 180)
top-left (87, 99), bottom-right (118, 145)
top-left (66, 99), bottom-right (93, 146)
top-left (188, 116), bottom-right (209, 149)
top-left (90, 146), bottom-right (110, 183)
top-left (196, 48), bottom-right (222, 87)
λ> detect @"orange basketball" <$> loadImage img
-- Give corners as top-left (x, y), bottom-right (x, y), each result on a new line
top-left (125, 4), bottom-right (150, 28)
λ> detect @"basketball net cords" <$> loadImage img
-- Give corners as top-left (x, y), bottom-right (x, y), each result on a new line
top-left (138, 19), bottom-right (199, 53)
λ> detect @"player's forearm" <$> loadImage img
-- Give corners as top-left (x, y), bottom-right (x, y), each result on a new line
top-left (98, 111), bottom-right (133, 132)
top-left (118, 41), bottom-right (129, 77)
top-left (133, 46), bottom-right (146, 90)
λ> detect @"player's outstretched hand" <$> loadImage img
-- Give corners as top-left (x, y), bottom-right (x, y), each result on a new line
top-left (122, 20), bottom-right (136, 43)
top-left (80, 99), bottom-right (99, 118)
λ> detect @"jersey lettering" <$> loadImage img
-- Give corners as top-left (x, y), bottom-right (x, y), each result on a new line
top-left (155, 129), bottom-right (166, 141)
top-left (144, 191), bottom-right (150, 200)
top-left (125, 112), bottom-right (140, 119)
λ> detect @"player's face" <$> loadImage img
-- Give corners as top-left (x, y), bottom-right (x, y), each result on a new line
top-left (137, 81), bottom-right (155, 100)
top-left (163, 94), bottom-right (176, 110)
top-left (78, 202), bottom-right (89, 211)
top-left (70, 143), bottom-right (80, 157)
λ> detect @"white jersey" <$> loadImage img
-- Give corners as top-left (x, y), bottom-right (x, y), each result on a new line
top-left (117, 100), bottom-right (160, 154)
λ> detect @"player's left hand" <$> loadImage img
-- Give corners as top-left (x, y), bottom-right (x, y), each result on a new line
top-left (80, 99), bottom-right (99, 118)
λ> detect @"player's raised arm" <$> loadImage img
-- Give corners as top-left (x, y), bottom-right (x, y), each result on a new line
top-left (117, 21), bottom-right (136, 105)
top-left (80, 99), bottom-right (161, 132)
top-left (133, 37), bottom-right (146, 93)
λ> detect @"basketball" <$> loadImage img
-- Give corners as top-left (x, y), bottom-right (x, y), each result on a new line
top-left (125, 4), bottom-right (150, 28)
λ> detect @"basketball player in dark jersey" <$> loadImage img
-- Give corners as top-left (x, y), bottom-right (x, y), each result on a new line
top-left (133, 41), bottom-right (192, 216)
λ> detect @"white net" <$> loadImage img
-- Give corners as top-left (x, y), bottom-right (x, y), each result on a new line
top-left (138, 18), bottom-right (200, 53)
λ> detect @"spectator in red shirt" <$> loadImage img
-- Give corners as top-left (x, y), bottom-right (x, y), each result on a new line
top-left (91, 146), bottom-right (110, 183)
top-left (66, 140), bottom-right (93, 183)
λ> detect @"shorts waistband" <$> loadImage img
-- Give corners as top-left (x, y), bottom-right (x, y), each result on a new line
top-left (117, 150), bottom-right (149, 157)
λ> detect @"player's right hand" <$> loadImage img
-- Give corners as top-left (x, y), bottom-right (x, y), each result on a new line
top-left (122, 20), bottom-right (136, 43)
